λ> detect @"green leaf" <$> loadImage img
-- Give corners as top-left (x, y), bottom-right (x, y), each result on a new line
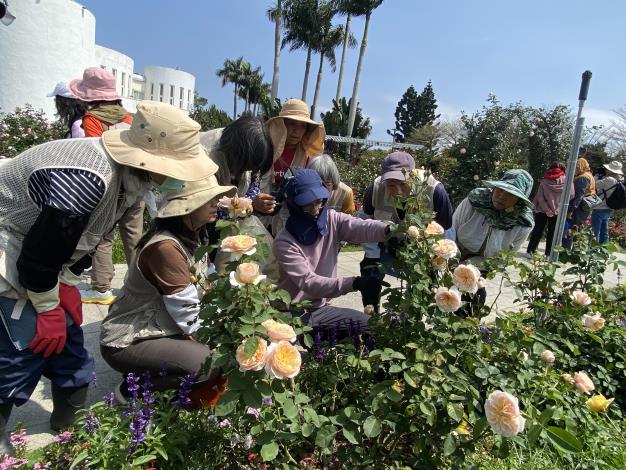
top-left (214, 390), bottom-right (239, 416)
top-left (211, 348), bottom-right (230, 369)
top-left (283, 398), bottom-right (298, 419)
top-left (473, 416), bottom-right (488, 437)
top-left (363, 415), bottom-right (382, 438)
top-left (546, 426), bottom-right (583, 453)
top-left (302, 423), bottom-right (315, 437)
top-left (131, 454), bottom-right (157, 467)
top-left (239, 325), bottom-right (255, 336)
top-left (243, 387), bottom-right (263, 409)
top-left (257, 381), bottom-right (272, 397)
top-left (538, 406), bottom-right (555, 425)
top-left (342, 424), bottom-right (359, 445)
top-left (69, 450), bottom-right (89, 470)
top-left (243, 336), bottom-right (259, 357)
top-left (443, 434), bottom-right (457, 456)
top-left (315, 425), bottom-right (337, 448)
top-left (403, 371), bottom-right (417, 388)
top-left (447, 402), bottom-right (464, 422)
top-left (261, 442), bottom-right (279, 461)
top-left (527, 423), bottom-right (542, 446)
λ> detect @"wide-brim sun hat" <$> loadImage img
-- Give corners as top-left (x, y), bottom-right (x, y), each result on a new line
top-left (483, 169), bottom-right (533, 205)
top-left (287, 168), bottom-right (331, 206)
top-left (267, 99), bottom-right (325, 161)
top-left (603, 160), bottom-right (623, 176)
top-left (157, 175), bottom-right (236, 218)
top-left (68, 67), bottom-right (121, 102)
top-left (102, 101), bottom-right (218, 181)
top-left (47, 81), bottom-right (77, 98)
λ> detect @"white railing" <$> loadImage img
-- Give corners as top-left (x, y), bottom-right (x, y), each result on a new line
top-left (324, 134), bottom-right (423, 150)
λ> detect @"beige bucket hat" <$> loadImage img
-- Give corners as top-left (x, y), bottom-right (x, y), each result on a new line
top-left (157, 175), bottom-right (236, 219)
top-left (102, 101), bottom-right (218, 181)
top-left (266, 99), bottom-right (325, 161)
top-left (603, 160), bottom-right (623, 176)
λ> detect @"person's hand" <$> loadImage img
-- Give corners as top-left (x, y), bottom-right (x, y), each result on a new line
top-left (58, 283), bottom-right (82, 326)
top-left (253, 193), bottom-right (277, 215)
top-left (28, 306), bottom-right (67, 358)
top-left (353, 276), bottom-right (390, 313)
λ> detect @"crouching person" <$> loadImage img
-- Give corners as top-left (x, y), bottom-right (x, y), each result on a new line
top-left (274, 169), bottom-right (390, 334)
top-left (100, 176), bottom-right (236, 407)
top-left (0, 101), bottom-right (216, 455)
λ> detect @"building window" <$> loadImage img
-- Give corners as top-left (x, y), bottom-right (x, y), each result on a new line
top-left (100, 65), bottom-right (106, 69)
top-left (179, 87), bottom-right (184, 109)
top-left (188, 90), bottom-right (191, 109)
top-left (121, 72), bottom-right (126, 97)
top-left (169, 85), bottom-right (175, 105)
top-left (159, 83), bottom-right (164, 102)
top-left (112, 68), bottom-right (117, 79)
top-left (150, 83), bottom-right (154, 101)
top-left (128, 76), bottom-right (132, 98)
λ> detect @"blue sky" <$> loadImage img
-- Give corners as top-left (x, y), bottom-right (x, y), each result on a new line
top-left (81, 0), bottom-right (626, 141)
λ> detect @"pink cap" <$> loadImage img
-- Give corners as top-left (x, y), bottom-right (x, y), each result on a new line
top-left (68, 67), bottom-right (120, 102)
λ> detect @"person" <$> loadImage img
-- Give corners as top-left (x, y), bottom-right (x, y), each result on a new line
top-left (563, 157), bottom-right (596, 249)
top-left (262, 99), bottom-right (326, 235)
top-left (47, 82), bottom-right (88, 138)
top-left (359, 152), bottom-right (454, 277)
top-left (68, 67), bottom-right (142, 305)
top-left (0, 102), bottom-right (217, 455)
top-left (307, 154), bottom-right (356, 214)
top-left (274, 169), bottom-right (390, 329)
top-left (526, 162), bottom-right (574, 256)
top-left (100, 176), bottom-right (235, 405)
top-left (592, 161), bottom-right (623, 244)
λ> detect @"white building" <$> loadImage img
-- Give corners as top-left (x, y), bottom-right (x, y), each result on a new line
top-left (0, 0), bottom-right (195, 118)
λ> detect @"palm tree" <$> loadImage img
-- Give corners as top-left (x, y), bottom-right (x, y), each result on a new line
top-left (267, 0), bottom-right (283, 102)
top-left (216, 57), bottom-right (246, 119)
top-left (238, 63), bottom-right (263, 114)
top-left (346, 0), bottom-right (384, 142)
top-left (240, 70), bottom-right (270, 115)
top-left (334, 0), bottom-right (361, 102)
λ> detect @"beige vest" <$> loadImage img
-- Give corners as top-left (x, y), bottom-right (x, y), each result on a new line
top-left (327, 182), bottom-right (353, 213)
top-left (372, 174), bottom-right (440, 223)
top-left (100, 232), bottom-right (207, 349)
top-left (0, 138), bottom-right (121, 297)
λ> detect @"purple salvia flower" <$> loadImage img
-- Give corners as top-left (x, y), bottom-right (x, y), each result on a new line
top-left (364, 333), bottom-right (375, 353)
top-left (176, 373), bottom-right (194, 409)
top-left (262, 397), bottom-right (273, 406)
top-left (328, 325), bottom-right (337, 348)
top-left (84, 412), bottom-right (100, 434)
top-left (52, 431), bottom-right (73, 445)
top-left (125, 373), bottom-right (140, 399)
top-left (103, 392), bottom-right (115, 407)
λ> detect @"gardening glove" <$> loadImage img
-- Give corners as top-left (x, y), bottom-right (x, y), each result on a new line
top-left (28, 306), bottom-right (67, 358)
top-left (58, 283), bottom-right (83, 326)
top-left (359, 257), bottom-right (384, 282)
top-left (353, 276), bottom-right (390, 313)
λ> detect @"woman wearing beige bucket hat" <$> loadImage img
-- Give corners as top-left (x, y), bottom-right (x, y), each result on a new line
top-left (0, 101), bottom-right (217, 446)
top-left (100, 175), bottom-right (236, 406)
top-left (261, 99), bottom-right (325, 236)
top-left (592, 160), bottom-right (624, 244)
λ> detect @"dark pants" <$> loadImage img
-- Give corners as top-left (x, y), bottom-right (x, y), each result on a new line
top-left (101, 336), bottom-right (218, 391)
top-left (527, 212), bottom-right (557, 255)
top-left (0, 324), bottom-right (94, 406)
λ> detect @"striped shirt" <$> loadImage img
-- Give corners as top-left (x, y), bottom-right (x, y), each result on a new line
top-left (28, 168), bottom-right (106, 216)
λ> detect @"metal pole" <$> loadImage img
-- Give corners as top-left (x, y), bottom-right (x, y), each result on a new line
top-left (549, 71), bottom-right (592, 262)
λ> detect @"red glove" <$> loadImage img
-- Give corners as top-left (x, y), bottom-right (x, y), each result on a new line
top-left (59, 283), bottom-right (83, 326)
top-left (28, 306), bottom-right (67, 358)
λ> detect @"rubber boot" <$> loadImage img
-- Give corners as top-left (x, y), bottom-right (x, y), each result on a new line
top-left (189, 376), bottom-right (228, 409)
top-left (50, 385), bottom-right (88, 432)
top-left (0, 402), bottom-right (15, 457)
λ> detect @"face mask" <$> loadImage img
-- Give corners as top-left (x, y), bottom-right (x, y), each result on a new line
top-left (158, 177), bottom-right (185, 192)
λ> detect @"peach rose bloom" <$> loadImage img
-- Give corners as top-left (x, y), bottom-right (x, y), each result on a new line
top-left (431, 256), bottom-right (447, 271)
top-left (571, 290), bottom-right (592, 307)
top-left (220, 235), bottom-right (257, 256)
top-left (561, 373), bottom-right (574, 383)
top-left (541, 350), bottom-right (555, 364)
top-left (236, 337), bottom-right (268, 372)
top-left (484, 390), bottom-right (526, 437)
top-left (435, 287), bottom-right (462, 312)
top-left (218, 196), bottom-right (253, 218)
top-left (425, 221), bottom-right (444, 236)
top-left (587, 394), bottom-right (614, 413)
top-left (261, 319), bottom-right (297, 343)
top-left (453, 264), bottom-right (481, 293)
top-left (582, 313), bottom-right (605, 331)
top-left (432, 239), bottom-right (458, 260)
top-left (573, 371), bottom-right (595, 395)
top-left (477, 277), bottom-right (487, 289)
top-left (265, 341), bottom-right (302, 379)
top-left (407, 226), bottom-right (420, 239)
top-left (230, 262), bottom-right (266, 287)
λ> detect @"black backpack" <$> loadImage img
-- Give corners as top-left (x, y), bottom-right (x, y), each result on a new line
top-left (604, 181), bottom-right (626, 209)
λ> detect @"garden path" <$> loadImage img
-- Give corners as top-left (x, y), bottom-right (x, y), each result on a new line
top-left (10, 245), bottom-right (625, 450)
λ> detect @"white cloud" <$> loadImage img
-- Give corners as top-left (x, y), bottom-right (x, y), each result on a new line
top-left (584, 107), bottom-right (617, 128)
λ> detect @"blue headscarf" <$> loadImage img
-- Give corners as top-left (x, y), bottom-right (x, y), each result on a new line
top-left (284, 169), bottom-right (330, 245)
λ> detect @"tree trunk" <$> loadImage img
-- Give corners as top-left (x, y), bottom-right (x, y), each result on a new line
top-left (270, 0), bottom-right (281, 102)
top-left (335, 14), bottom-right (351, 103)
top-left (311, 52), bottom-right (325, 121)
top-left (253, 102), bottom-right (258, 116)
top-left (347, 11), bottom-right (371, 158)
top-left (245, 89), bottom-right (250, 113)
top-left (301, 47), bottom-right (312, 101)
top-left (233, 84), bottom-right (238, 119)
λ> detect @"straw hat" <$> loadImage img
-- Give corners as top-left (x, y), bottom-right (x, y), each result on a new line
top-left (157, 175), bottom-right (236, 218)
top-left (68, 67), bottom-right (121, 102)
top-left (102, 101), bottom-right (218, 181)
top-left (267, 99), bottom-right (325, 161)
top-left (603, 160), bottom-right (623, 176)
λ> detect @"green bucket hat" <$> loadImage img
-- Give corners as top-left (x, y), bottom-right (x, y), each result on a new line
top-left (483, 169), bottom-right (533, 205)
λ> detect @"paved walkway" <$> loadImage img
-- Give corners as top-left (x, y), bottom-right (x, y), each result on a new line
top-left (8, 246), bottom-right (625, 450)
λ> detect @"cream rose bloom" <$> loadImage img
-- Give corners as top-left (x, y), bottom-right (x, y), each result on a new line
top-left (431, 256), bottom-right (447, 271)
top-left (582, 313), bottom-right (605, 332)
top-left (236, 337), bottom-right (268, 372)
top-left (477, 277), bottom-right (487, 289)
top-left (453, 264), bottom-right (481, 294)
top-left (407, 226), bottom-right (420, 239)
top-left (541, 350), bottom-right (555, 364)
top-left (425, 221), bottom-right (445, 236)
top-left (265, 341), bottom-right (302, 379)
top-left (561, 373), bottom-right (574, 383)
top-left (484, 390), bottom-right (526, 437)
top-left (229, 262), bottom-right (266, 287)
top-left (220, 235), bottom-right (257, 256)
top-left (435, 287), bottom-right (462, 312)
top-left (573, 371), bottom-right (595, 395)
top-left (218, 196), bottom-right (253, 218)
top-left (364, 305), bottom-right (375, 315)
top-left (261, 319), bottom-right (297, 343)
top-left (432, 239), bottom-right (458, 260)
top-left (571, 290), bottom-right (592, 307)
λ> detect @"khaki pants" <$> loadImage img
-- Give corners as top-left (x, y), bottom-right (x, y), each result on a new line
top-left (91, 200), bottom-right (144, 292)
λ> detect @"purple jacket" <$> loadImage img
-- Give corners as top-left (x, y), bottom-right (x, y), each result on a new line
top-left (274, 210), bottom-right (387, 308)
top-left (532, 176), bottom-right (574, 217)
